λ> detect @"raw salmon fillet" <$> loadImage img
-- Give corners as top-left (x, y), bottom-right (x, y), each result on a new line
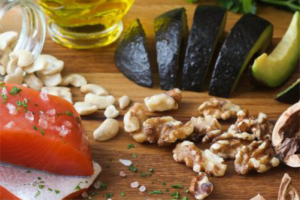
top-left (0, 162), bottom-right (101, 200)
top-left (0, 83), bottom-right (93, 176)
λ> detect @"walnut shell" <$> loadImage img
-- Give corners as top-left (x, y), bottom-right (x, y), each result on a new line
top-left (272, 102), bottom-right (300, 167)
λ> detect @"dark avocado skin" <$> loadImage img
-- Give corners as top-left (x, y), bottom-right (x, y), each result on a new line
top-left (154, 8), bottom-right (188, 90)
top-left (115, 19), bottom-right (153, 87)
top-left (209, 14), bottom-right (273, 98)
top-left (182, 6), bottom-right (226, 92)
top-left (276, 78), bottom-right (300, 104)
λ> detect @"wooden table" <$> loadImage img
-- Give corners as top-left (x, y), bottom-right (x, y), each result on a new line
top-left (40, 0), bottom-right (300, 199)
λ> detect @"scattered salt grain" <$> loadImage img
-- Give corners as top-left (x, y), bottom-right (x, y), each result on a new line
top-left (59, 125), bottom-right (69, 137)
top-left (6, 103), bottom-right (17, 115)
top-left (63, 120), bottom-right (72, 128)
top-left (25, 111), bottom-right (34, 121)
top-left (81, 192), bottom-right (88, 198)
top-left (4, 121), bottom-right (15, 129)
top-left (139, 185), bottom-right (146, 192)
top-left (107, 198), bottom-right (112, 200)
top-left (119, 159), bottom-right (132, 167)
top-left (119, 171), bottom-right (127, 177)
top-left (40, 88), bottom-right (49, 101)
top-left (131, 181), bottom-right (139, 188)
top-left (93, 181), bottom-right (101, 189)
top-left (38, 118), bottom-right (48, 129)
top-left (47, 109), bottom-right (56, 116)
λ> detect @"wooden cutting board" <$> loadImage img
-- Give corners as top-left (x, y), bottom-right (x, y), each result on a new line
top-left (40, 0), bottom-right (299, 199)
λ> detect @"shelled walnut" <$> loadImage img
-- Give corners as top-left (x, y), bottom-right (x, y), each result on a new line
top-left (173, 141), bottom-right (227, 177)
top-left (144, 88), bottom-right (182, 112)
top-left (143, 116), bottom-right (194, 146)
top-left (278, 173), bottom-right (299, 200)
top-left (190, 116), bottom-right (222, 143)
top-left (234, 139), bottom-right (280, 175)
top-left (209, 110), bottom-right (274, 160)
top-left (198, 98), bottom-right (241, 120)
top-left (189, 172), bottom-right (213, 200)
top-left (123, 103), bottom-right (148, 143)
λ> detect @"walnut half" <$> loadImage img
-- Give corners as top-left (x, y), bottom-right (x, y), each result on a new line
top-left (189, 172), bottom-right (213, 200)
top-left (173, 141), bottom-right (227, 177)
top-left (198, 98), bottom-right (241, 120)
top-left (234, 139), bottom-right (280, 175)
top-left (143, 116), bottom-right (194, 146)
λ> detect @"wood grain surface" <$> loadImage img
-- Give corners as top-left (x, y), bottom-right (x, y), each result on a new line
top-left (9, 0), bottom-right (300, 199)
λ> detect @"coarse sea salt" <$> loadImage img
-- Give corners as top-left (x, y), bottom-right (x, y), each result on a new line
top-left (130, 181), bottom-right (139, 188)
top-left (119, 171), bottom-right (127, 177)
top-left (4, 121), bottom-right (15, 129)
top-left (38, 118), bottom-right (48, 129)
top-left (59, 125), bottom-right (69, 137)
top-left (47, 109), bottom-right (56, 116)
top-left (139, 185), bottom-right (146, 192)
top-left (6, 103), bottom-right (17, 115)
top-left (93, 181), bottom-right (101, 189)
top-left (25, 111), bottom-right (34, 121)
top-left (119, 159), bottom-right (132, 167)
top-left (63, 120), bottom-right (72, 128)
top-left (40, 88), bottom-right (49, 101)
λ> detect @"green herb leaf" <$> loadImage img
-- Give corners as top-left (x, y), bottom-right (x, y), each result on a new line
top-left (106, 193), bottom-right (113, 198)
top-left (1, 93), bottom-right (7, 103)
top-left (149, 168), bottom-right (154, 172)
top-left (171, 184), bottom-right (184, 189)
top-left (171, 192), bottom-right (180, 199)
top-left (33, 125), bottom-right (38, 131)
top-left (127, 144), bottom-right (136, 149)
top-left (100, 182), bottom-right (108, 190)
top-left (34, 190), bottom-right (41, 198)
top-left (185, 188), bottom-right (189, 193)
top-left (39, 185), bottom-right (45, 189)
top-left (48, 188), bottom-right (53, 191)
top-left (120, 192), bottom-right (126, 197)
top-left (40, 128), bottom-right (45, 136)
top-left (149, 190), bottom-right (163, 194)
top-left (9, 86), bottom-right (22, 96)
top-left (129, 164), bottom-right (137, 173)
top-left (55, 190), bottom-right (60, 194)
top-left (182, 197), bottom-right (189, 200)
top-left (140, 172), bottom-right (148, 177)
top-left (66, 111), bottom-right (73, 116)
top-left (131, 153), bottom-right (137, 158)
top-left (162, 181), bottom-right (166, 186)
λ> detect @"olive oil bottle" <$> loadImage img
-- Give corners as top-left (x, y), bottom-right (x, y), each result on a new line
top-left (39, 0), bottom-right (134, 49)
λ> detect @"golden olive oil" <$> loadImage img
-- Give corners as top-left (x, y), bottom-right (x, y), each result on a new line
top-left (38, 0), bottom-right (134, 49)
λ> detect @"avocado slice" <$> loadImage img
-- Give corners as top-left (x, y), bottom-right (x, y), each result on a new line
top-left (251, 12), bottom-right (300, 88)
top-left (154, 8), bottom-right (188, 90)
top-left (115, 19), bottom-right (153, 87)
top-left (181, 6), bottom-right (227, 92)
top-left (209, 14), bottom-right (273, 98)
top-left (275, 78), bottom-right (300, 104)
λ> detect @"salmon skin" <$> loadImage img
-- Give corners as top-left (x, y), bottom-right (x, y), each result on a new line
top-left (0, 162), bottom-right (101, 200)
top-left (0, 82), bottom-right (93, 176)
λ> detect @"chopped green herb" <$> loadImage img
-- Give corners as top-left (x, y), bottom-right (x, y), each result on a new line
top-left (131, 153), bottom-right (137, 158)
top-left (76, 117), bottom-right (80, 123)
top-left (181, 180), bottom-right (185, 183)
top-left (39, 185), bottom-right (45, 189)
top-left (48, 188), bottom-right (53, 192)
top-left (34, 190), bottom-right (41, 198)
top-left (140, 172), bottom-right (148, 178)
top-left (1, 93), bottom-right (7, 103)
top-left (90, 192), bottom-right (98, 196)
top-left (37, 177), bottom-right (41, 180)
top-left (149, 190), bottom-right (163, 194)
top-left (75, 184), bottom-right (81, 190)
top-left (66, 111), bottom-right (73, 116)
top-left (85, 180), bottom-right (88, 184)
top-left (171, 184), bottom-right (184, 189)
top-left (165, 188), bottom-right (169, 192)
top-left (185, 188), bottom-right (189, 193)
top-left (120, 192), bottom-right (126, 197)
top-left (162, 181), bottom-right (166, 186)
top-left (106, 193), bottom-right (113, 198)
top-left (16, 101), bottom-right (22, 106)
top-left (129, 164), bottom-right (137, 172)
top-left (88, 197), bottom-right (93, 200)
top-left (26, 170), bottom-right (31, 173)
top-left (0, 82), bottom-right (5, 87)
top-left (182, 197), bottom-right (189, 200)
top-left (9, 86), bottom-right (22, 96)
top-left (127, 144), bottom-right (136, 149)
top-left (171, 192), bottom-right (180, 199)
top-left (33, 125), bottom-right (38, 131)
top-left (55, 190), bottom-right (60, 194)
top-left (149, 168), bottom-right (154, 172)
top-left (40, 128), bottom-right (45, 136)
top-left (100, 182), bottom-right (108, 190)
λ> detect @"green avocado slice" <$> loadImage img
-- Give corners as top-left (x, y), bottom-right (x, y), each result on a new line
top-left (209, 14), bottom-right (273, 98)
top-left (275, 78), bottom-right (300, 104)
top-left (154, 8), bottom-right (188, 90)
top-left (181, 6), bottom-right (227, 92)
top-left (251, 12), bottom-right (300, 88)
top-left (115, 19), bottom-right (153, 87)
